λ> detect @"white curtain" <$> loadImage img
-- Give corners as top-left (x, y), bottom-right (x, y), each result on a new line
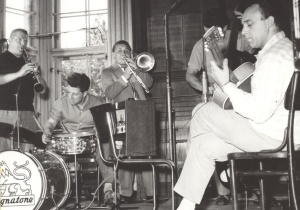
top-left (107, 0), bottom-right (133, 65)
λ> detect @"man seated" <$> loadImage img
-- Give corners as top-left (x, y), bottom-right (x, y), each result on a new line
top-left (42, 73), bottom-right (104, 139)
top-left (174, 1), bottom-right (300, 209)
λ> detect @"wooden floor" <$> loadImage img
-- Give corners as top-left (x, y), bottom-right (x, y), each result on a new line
top-left (60, 197), bottom-right (287, 210)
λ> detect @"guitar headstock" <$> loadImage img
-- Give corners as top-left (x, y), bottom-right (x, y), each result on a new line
top-left (203, 26), bottom-right (224, 67)
top-left (203, 26), bottom-right (224, 52)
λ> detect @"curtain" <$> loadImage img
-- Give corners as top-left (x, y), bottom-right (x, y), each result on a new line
top-left (107, 0), bottom-right (133, 65)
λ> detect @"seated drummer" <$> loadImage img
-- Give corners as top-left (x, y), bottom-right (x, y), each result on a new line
top-left (42, 72), bottom-right (104, 142)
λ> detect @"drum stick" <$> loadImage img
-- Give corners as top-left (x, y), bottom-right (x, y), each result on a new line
top-left (33, 115), bottom-right (45, 134)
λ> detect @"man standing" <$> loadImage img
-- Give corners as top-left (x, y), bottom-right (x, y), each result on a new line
top-left (174, 1), bottom-right (300, 210)
top-left (101, 40), bottom-right (154, 202)
top-left (0, 28), bottom-right (46, 152)
top-left (102, 40), bottom-right (153, 102)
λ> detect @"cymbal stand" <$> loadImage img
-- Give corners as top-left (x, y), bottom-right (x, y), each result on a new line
top-left (64, 153), bottom-right (83, 209)
top-left (14, 92), bottom-right (21, 151)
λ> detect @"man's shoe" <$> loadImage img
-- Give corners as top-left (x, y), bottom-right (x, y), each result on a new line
top-left (103, 190), bottom-right (120, 205)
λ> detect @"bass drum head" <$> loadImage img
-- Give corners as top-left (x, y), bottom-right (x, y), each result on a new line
top-left (31, 150), bottom-right (71, 210)
top-left (0, 150), bottom-right (46, 210)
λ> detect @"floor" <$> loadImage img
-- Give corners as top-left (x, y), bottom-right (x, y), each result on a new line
top-left (59, 195), bottom-right (288, 210)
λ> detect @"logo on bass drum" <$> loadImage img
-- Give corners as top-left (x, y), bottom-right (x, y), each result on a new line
top-left (0, 160), bottom-right (35, 207)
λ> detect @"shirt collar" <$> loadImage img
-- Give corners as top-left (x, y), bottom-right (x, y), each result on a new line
top-left (255, 31), bottom-right (286, 59)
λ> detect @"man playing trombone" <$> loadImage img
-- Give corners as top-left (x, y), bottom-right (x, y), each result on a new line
top-left (102, 40), bottom-right (153, 102)
top-left (100, 40), bottom-right (154, 203)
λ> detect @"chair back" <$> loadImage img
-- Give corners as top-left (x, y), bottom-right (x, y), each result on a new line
top-left (90, 103), bottom-right (116, 143)
top-left (285, 71), bottom-right (300, 111)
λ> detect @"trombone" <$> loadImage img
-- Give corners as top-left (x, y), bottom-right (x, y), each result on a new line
top-left (122, 52), bottom-right (155, 94)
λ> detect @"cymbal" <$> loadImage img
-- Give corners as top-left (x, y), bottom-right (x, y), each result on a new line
top-left (0, 122), bottom-right (37, 144)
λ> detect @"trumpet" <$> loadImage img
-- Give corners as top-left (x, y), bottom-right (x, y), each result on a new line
top-left (122, 52), bottom-right (155, 94)
top-left (23, 49), bottom-right (44, 93)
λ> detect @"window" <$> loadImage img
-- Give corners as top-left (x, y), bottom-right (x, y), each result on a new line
top-left (53, 0), bottom-right (108, 49)
top-left (60, 55), bottom-right (106, 97)
top-left (5, 0), bottom-right (37, 48)
top-left (52, 0), bottom-right (108, 98)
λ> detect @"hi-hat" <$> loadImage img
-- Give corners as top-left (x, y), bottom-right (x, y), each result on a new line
top-left (0, 122), bottom-right (37, 144)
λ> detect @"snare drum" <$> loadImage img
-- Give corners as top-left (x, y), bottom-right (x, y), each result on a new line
top-left (51, 131), bottom-right (96, 155)
top-left (0, 150), bottom-right (70, 210)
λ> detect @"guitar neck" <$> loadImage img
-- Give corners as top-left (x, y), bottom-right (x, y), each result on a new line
top-left (210, 42), bottom-right (224, 68)
top-left (210, 40), bottom-right (240, 84)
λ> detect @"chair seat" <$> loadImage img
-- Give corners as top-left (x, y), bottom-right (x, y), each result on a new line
top-left (228, 151), bottom-right (300, 160)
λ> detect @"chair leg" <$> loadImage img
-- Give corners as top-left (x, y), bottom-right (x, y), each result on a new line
top-left (97, 165), bottom-right (101, 206)
top-left (259, 161), bottom-right (266, 210)
top-left (170, 163), bottom-right (176, 210)
top-left (150, 164), bottom-right (157, 210)
top-left (230, 159), bottom-right (238, 210)
top-left (289, 167), bottom-right (299, 210)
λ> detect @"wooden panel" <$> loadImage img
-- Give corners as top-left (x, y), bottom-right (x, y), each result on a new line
top-left (183, 13), bottom-right (203, 63)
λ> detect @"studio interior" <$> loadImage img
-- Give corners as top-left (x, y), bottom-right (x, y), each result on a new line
top-left (0, 0), bottom-right (299, 210)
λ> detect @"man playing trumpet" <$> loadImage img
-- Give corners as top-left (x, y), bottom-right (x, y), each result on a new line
top-left (0, 28), bottom-right (46, 152)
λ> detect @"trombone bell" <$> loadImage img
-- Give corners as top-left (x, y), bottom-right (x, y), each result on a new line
top-left (136, 52), bottom-right (155, 72)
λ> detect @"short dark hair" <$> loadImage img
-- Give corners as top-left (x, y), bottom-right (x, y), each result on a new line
top-left (112, 40), bottom-right (131, 52)
top-left (202, 8), bottom-right (228, 28)
top-left (10, 28), bottom-right (28, 38)
top-left (255, 0), bottom-right (286, 32)
top-left (66, 73), bottom-right (90, 93)
top-left (246, 0), bottom-right (290, 33)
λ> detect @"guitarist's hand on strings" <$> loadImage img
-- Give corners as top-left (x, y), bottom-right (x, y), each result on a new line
top-left (211, 58), bottom-right (230, 90)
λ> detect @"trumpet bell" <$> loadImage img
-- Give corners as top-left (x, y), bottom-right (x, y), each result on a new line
top-left (136, 52), bottom-right (155, 72)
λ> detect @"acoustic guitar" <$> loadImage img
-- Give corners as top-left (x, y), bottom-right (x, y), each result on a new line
top-left (203, 26), bottom-right (255, 110)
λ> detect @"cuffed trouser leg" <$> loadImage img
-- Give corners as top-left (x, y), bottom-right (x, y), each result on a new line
top-left (174, 132), bottom-right (240, 203)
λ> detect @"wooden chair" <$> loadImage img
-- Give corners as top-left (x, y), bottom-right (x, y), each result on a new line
top-left (90, 102), bottom-right (176, 210)
top-left (228, 71), bottom-right (300, 210)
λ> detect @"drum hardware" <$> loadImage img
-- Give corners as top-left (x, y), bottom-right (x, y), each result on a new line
top-left (51, 132), bottom-right (96, 209)
top-left (50, 132), bottom-right (96, 155)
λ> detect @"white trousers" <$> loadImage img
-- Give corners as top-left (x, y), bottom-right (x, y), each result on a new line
top-left (174, 102), bottom-right (282, 204)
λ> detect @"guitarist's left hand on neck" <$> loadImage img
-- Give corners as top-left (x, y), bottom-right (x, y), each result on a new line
top-left (211, 58), bottom-right (230, 89)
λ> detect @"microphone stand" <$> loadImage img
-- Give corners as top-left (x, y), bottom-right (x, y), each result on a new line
top-left (164, 0), bottom-right (186, 174)
top-left (14, 92), bottom-right (21, 151)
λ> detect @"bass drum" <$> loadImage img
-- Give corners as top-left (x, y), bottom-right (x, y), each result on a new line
top-left (0, 150), bottom-right (70, 210)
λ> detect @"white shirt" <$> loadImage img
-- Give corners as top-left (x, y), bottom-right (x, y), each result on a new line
top-left (223, 32), bottom-right (300, 143)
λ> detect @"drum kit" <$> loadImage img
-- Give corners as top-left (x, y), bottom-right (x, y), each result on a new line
top-left (0, 124), bottom-right (97, 210)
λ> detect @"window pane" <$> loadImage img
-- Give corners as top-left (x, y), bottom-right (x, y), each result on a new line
top-left (5, 0), bottom-right (36, 47)
top-left (60, 0), bottom-right (85, 13)
top-left (6, 0), bottom-right (25, 10)
top-left (60, 57), bottom-right (105, 97)
top-left (61, 17), bottom-right (86, 48)
top-left (61, 58), bottom-right (88, 95)
top-left (57, 0), bottom-right (108, 49)
top-left (90, 15), bottom-right (108, 46)
top-left (90, 57), bottom-right (105, 97)
top-left (6, 13), bottom-right (26, 38)
top-left (90, 0), bottom-right (107, 10)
